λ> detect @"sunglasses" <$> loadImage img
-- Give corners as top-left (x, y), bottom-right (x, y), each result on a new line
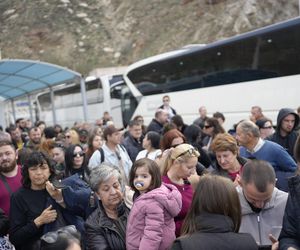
top-left (262, 126), bottom-right (273, 129)
top-left (41, 225), bottom-right (78, 244)
top-left (73, 151), bottom-right (85, 157)
top-left (176, 147), bottom-right (198, 159)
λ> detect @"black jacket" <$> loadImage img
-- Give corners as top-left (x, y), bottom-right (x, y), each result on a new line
top-left (85, 202), bottom-right (129, 250)
top-left (267, 108), bottom-right (299, 159)
top-left (171, 213), bottom-right (258, 250)
top-left (122, 134), bottom-right (143, 162)
top-left (147, 119), bottom-right (164, 134)
top-left (279, 175), bottom-right (300, 249)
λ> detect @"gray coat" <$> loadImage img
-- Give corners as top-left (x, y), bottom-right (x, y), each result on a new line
top-left (237, 186), bottom-right (288, 246)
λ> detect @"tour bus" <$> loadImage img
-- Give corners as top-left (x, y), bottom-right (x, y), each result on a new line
top-left (121, 17), bottom-right (300, 131)
top-left (35, 74), bottom-right (126, 128)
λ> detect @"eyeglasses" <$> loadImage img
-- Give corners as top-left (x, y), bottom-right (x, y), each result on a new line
top-left (261, 126), bottom-right (273, 129)
top-left (73, 151), bottom-right (84, 157)
top-left (41, 225), bottom-right (78, 244)
top-left (176, 147), bottom-right (198, 159)
top-left (204, 125), bottom-right (212, 129)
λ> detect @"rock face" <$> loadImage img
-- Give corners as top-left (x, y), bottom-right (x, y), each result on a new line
top-left (0, 0), bottom-right (298, 74)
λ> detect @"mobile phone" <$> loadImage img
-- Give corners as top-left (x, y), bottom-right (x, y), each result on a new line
top-left (52, 179), bottom-right (67, 189)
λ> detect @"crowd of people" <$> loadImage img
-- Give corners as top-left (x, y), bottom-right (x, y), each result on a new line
top-left (0, 96), bottom-right (300, 250)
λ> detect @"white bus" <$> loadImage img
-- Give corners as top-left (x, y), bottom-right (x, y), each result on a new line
top-left (3, 66), bottom-right (128, 128)
top-left (34, 73), bottom-right (127, 128)
top-left (120, 17), bottom-right (300, 130)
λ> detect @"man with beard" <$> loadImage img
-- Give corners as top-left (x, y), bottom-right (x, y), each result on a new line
top-left (0, 141), bottom-right (22, 216)
top-left (266, 108), bottom-right (299, 159)
top-left (24, 126), bottom-right (42, 150)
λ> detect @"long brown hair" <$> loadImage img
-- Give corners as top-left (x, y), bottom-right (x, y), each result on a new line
top-left (181, 175), bottom-right (241, 235)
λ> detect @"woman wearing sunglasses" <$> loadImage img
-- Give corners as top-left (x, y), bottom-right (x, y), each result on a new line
top-left (161, 143), bottom-right (200, 237)
top-left (64, 144), bottom-right (87, 179)
top-left (9, 151), bottom-right (57, 250)
top-left (202, 117), bottom-right (225, 151)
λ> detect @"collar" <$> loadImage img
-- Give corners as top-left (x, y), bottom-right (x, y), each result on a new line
top-left (247, 138), bottom-right (265, 153)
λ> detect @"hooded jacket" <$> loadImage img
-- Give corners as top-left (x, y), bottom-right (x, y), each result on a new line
top-left (171, 213), bottom-right (258, 250)
top-left (279, 175), bottom-right (300, 250)
top-left (126, 183), bottom-right (182, 250)
top-left (267, 108), bottom-right (299, 158)
top-left (237, 186), bottom-right (288, 246)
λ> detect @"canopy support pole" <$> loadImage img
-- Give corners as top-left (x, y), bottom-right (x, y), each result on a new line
top-left (50, 87), bottom-right (57, 125)
top-left (11, 99), bottom-right (16, 124)
top-left (80, 78), bottom-right (88, 122)
top-left (27, 95), bottom-right (33, 123)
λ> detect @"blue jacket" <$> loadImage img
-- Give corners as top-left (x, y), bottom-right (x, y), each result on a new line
top-left (46, 174), bottom-right (97, 236)
top-left (279, 175), bottom-right (300, 249)
top-left (240, 140), bottom-right (297, 191)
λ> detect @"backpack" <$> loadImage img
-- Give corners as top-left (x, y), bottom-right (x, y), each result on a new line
top-left (97, 145), bottom-right (126, 163)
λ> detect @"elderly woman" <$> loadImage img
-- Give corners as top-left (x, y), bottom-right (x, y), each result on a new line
top-left (84, 163), bottom-right (129, 250)
top-left (210, 133), bottom-right (247, 186)
top-left (161, 143), bottom-right (200, 236)
top-left (9, 151), bottom-right (57, 250)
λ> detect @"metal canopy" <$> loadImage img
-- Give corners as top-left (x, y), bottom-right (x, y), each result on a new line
top-left (0, 59), bottom-right (82, 99)
top-left (0, 59), bottom-right (88, 125)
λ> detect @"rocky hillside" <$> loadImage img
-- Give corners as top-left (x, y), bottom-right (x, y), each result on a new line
top-left (0, 0), bottom-right (298, 75)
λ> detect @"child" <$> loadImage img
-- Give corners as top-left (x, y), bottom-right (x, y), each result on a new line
top-left (126, 158), bottom-right (182, 250)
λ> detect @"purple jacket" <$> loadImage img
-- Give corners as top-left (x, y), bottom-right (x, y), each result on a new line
top-left (126, 183), bottom-right (182, 250)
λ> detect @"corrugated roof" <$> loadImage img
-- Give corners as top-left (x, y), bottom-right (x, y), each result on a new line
top-left (0, 59), bottom-right (82, 99)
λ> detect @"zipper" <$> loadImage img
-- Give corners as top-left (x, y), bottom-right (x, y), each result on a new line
top-left (257, 214), bottom-right (262, 245)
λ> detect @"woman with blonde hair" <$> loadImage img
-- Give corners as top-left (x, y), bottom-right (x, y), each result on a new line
top-left (171, 175), bottom-right (257, 250)
top-left (161, 143), bottom-right (200, 236)
top-left (64, 129), bottom-right (80, 147)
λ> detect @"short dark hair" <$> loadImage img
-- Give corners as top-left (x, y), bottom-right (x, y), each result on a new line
top-left (184, 124), bottom-right (201, 144)
top-left (44, 127), bottom-right (56, 139)
top-left (146, 131), bottom-right (161, 149)
top-left (241, 160), bottom-right (276, 192)
top-left (103, 125), bottom-right (119, 141)
top-left (171, 115), bottom-right (184, 128)
top-left (213, 111), bottom-right (225, 122)
top-left (0, 141), bottom-right (15, 150)
top-left (128, 120), bottom-right (141, 128)
top-left (129, 158), bottom-right (162, 197)
top-left (22, 151), bottom-right (55, 188)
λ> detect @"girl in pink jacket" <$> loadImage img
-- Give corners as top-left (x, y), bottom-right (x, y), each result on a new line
top-left (126, 158), bottom-right (182, 250)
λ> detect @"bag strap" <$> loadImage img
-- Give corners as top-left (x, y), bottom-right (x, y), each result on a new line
top-left (98, 148), bottom-right (105, 163)
top-left (0, 173), bottom-right (13, 196)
